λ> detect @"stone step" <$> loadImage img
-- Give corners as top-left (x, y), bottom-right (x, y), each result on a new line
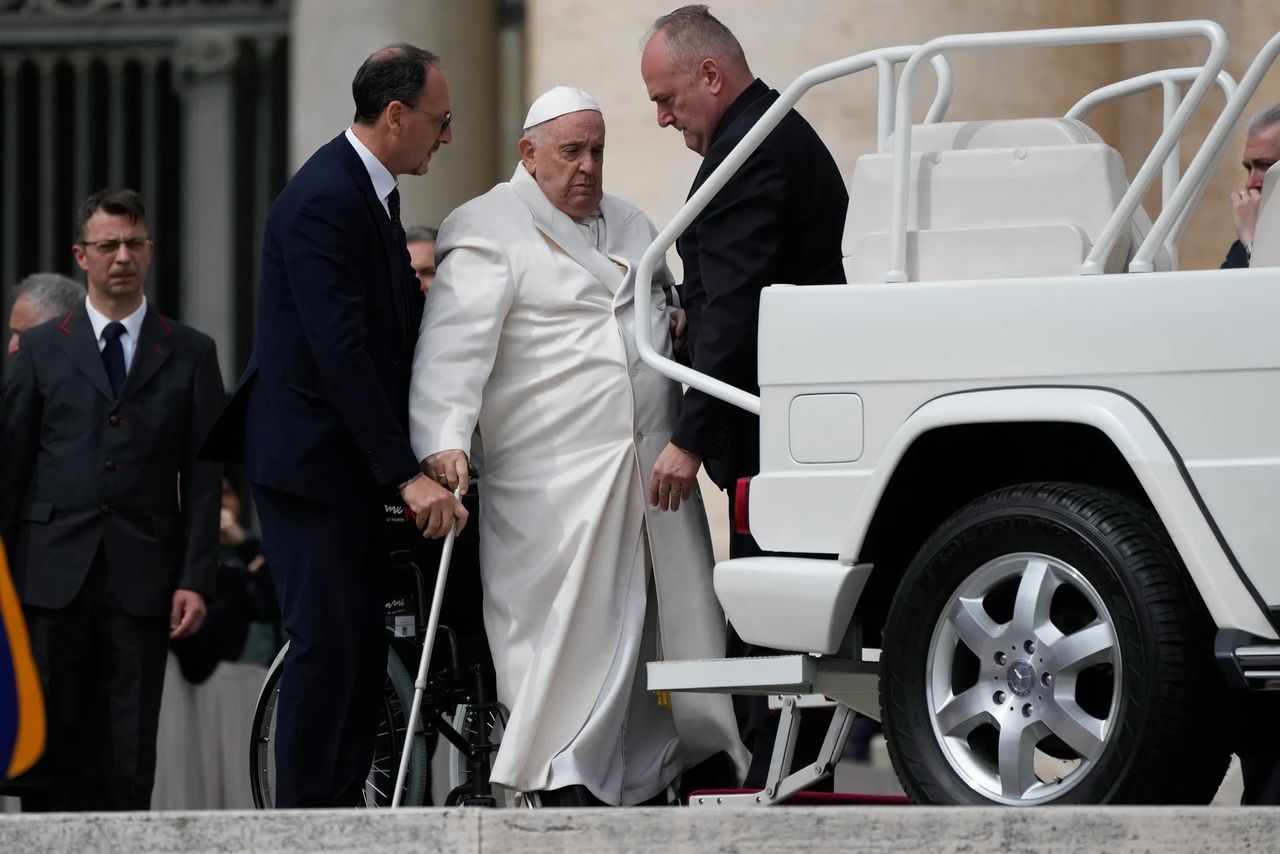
top-left (3, 805), bottom-right (1278, 853)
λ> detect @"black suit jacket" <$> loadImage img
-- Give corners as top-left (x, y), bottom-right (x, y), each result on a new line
top-left (1222, 239), bottom-right (1250, 269)
top-left (203, 133), bottom-right (424, 508)
top-left (673, 79), bottom-right (849, 489)
top-left (0, 305), bottom-right (224, 617)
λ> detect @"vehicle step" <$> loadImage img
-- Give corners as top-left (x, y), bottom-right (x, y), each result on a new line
top-left (647, 655), bottom-right (877, 707)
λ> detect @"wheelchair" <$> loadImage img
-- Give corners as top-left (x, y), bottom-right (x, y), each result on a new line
top-left (248, 487), bottom-right (506, 808)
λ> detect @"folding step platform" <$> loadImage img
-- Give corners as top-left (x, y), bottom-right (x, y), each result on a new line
top-left (648, 655), bottom-right (883, 806)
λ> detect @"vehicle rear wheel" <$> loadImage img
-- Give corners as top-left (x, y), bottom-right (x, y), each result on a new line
top-left (880, 482), bottom-right (1229, 805)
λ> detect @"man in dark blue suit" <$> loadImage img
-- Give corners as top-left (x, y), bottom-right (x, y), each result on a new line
top-left (203, 44), bottom-right (467, 807)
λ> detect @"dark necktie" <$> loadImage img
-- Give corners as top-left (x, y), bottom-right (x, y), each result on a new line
top-left (387, 186), bottom-right (402, 231)
top-left (101, 321), bottom-right (127, 397)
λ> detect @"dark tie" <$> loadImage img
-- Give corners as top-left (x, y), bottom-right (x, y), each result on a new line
top-left (387, 186), bottom-right (402, 230)
top-left (101, 321), bottom-right (127, 397)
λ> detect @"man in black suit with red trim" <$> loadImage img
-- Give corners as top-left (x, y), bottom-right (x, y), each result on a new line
top-left (202, 44), bottom-right (467, 808)
top-left (640, 5), bottom-right (849, 788)
top-left (0, 189), bottom-right (224, 810)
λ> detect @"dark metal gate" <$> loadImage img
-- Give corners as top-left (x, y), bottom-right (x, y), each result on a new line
top-left (0, 0), bottom-right (290, 380)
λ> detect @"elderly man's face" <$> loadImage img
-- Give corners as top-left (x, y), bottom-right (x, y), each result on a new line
top-left (520, 110), bottom-right (605, 219)
top-left (1242, 122), bottom-right (1280, 191)
top-left (408, 239), bottom-right (436, 294)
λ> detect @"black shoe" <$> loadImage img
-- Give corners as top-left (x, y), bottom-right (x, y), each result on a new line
top-left (532, 784), bottom-right (604, 807)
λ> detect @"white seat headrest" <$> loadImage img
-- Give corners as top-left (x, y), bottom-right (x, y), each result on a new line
top-left (888, 118), bottom-right (1104, 152)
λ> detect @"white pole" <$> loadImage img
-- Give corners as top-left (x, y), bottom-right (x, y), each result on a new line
top-left (392, 489), bottom-right (463, 808)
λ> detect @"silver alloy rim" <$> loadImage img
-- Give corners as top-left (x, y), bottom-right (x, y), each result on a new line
top-left (925, 552), bottom-right (1122, 804)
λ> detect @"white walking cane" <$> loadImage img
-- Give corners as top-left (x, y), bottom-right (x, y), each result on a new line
top-left (392, 487), bottom-right (462, 808)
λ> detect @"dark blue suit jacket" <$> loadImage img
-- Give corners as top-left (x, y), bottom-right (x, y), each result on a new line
top-left (673, 79), bottom-right (849, 489)
top-left (204, 133), bottom-right (423, 508)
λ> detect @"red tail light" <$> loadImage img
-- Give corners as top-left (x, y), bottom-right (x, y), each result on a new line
top-left (734, 477), bottom-right (752, 535)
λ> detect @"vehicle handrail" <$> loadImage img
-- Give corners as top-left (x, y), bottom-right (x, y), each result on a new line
top-left (890, 21), bottom-right (1228, 281)
top-left (877, 53), bottom-right (953, 150)
top-left (1066, 67), bottom-right (1237, 268)
top-left (1132, 28), bottom-right (1280, 272)
top-left (634, 44), bottom-right (951, 416)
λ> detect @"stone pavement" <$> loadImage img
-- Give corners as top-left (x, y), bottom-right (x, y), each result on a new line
top-left (3, 805), bottom-right (1279, 853)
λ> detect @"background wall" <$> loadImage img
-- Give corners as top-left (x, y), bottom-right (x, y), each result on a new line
top-left (526, 0), bottom-right (1280, 272)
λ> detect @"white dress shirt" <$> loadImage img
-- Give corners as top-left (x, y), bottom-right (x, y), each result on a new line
top-left (85, 295), bottom-right (147, 373)
top-left (344, 127), bottom-right (397, 219)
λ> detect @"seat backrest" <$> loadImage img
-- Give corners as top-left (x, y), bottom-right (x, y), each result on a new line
top-left (843, 118), bottom-right (1159, 283)
top-left (1249, 162), bottom-right (1280, 267)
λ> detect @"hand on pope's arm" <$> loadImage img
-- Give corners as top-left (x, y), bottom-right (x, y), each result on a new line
top-left (1232, 187), bottom-right (1262, 247)
top-left (170, 589), bottom-right (207, 639)
top-left (425, 449), bottom-right (470, 495)
top-left (401, 471), bottom-right (468, 539)
top-left (669, 308), bottom-right (688, 355)
top-left (649, 442), bottom-right (702, 512)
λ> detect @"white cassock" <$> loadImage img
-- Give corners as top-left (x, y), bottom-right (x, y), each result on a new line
top-left (409, 163), bottom-right (748, 803)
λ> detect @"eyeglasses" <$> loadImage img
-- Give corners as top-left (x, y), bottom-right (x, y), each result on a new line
top-left (404, 103), bottom-right (452, 135)
top-left (80, 237), bottom-right (153, 255)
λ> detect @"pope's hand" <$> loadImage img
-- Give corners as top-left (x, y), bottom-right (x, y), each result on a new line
top-left (426, 449), bottom-right (471, 496)
top-left (649, 442), bottom-right (701, 512)
top-left (402, 474), bottom-right (468, 538)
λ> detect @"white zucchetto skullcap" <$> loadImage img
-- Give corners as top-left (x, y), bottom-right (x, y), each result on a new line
top-left (523, 86), bottom-right (601, 132)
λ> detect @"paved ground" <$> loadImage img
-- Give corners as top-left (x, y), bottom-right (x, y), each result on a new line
top-left (3, 804), bottom-right (1279, 853)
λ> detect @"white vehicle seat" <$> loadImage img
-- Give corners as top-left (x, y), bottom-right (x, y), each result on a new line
top-left (842, 117), bottom-right (1170, 283)
top-left (1248, 161), bottom-right (1280, 267)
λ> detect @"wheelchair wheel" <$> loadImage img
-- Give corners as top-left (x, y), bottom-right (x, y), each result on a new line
top-left (444, 701), bottom-right (509, 806)
top-left (249, 642), bottom-right (429, 808)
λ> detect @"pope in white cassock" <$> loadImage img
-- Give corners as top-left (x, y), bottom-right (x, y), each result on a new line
top-left (408, 87), bottom-right (748, 806)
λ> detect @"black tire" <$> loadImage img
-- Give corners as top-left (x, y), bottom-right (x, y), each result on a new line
top-left (249, 642), bottom-right (429, 808)
top-left (880, 482), bottom-right (1230, 805)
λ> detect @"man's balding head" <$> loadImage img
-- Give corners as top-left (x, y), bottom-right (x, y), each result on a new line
top-left (640, 5), bottom-right (755, 155)
top-left (645, 4), bottom-right (750, 77)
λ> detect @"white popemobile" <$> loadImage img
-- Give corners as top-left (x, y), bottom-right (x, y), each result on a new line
top-left (640, 21), bottom-right (1280, 806)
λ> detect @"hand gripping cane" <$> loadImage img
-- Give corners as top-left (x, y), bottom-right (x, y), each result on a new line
top-left (392, 488), bottom-right (462, 808)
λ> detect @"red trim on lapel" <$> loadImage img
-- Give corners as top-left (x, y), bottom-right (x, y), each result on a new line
top-left (59, 311), bottom-right (75, 334)
top-left (157, 314), bottom-right (174, 339)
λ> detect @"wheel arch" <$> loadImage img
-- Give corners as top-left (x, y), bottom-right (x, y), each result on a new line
top-left (844, 386), bottom-right (1277, 642)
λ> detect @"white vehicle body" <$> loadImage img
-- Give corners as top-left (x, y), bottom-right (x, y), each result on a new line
top-left (641, 21), bottom-right (1280, 806)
